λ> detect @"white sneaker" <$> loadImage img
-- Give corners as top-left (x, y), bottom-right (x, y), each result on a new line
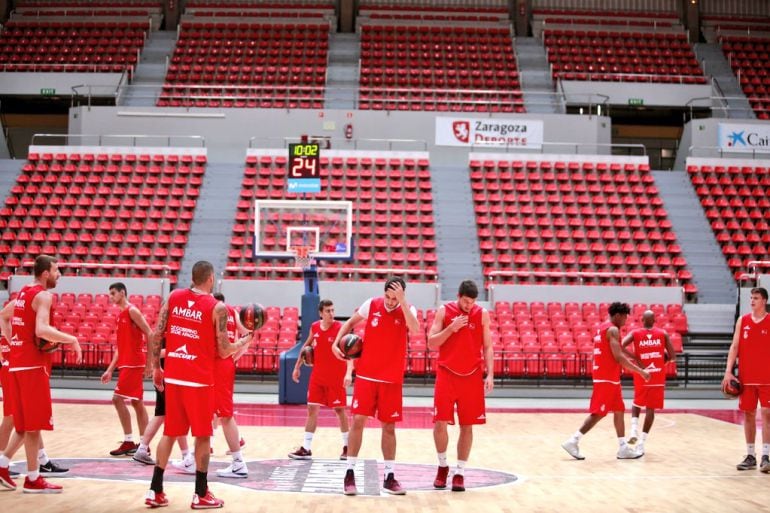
top-left (627, 429), bottom-right (639, 445)
top-left (171, 457), bottom-right (196, 474)
top-left (132, 450), bottom-right (155, 466)
top-left (617, 444), bottom-right (642, 459)
top-left (561, 439), bottom-right (585, 460)
top-left (636, 444), bottom-right (645, 456)
top-left (216, 462), bottom-right (248, 479)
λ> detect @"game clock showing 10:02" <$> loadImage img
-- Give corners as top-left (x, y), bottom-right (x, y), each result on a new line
top-left (288, 143), bottom-right (320, 179)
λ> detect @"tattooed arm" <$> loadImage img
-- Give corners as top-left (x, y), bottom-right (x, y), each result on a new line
top-left (215, 302), bottom-right (250, 358)
top-left (147, 300), bottom-right (169, 388)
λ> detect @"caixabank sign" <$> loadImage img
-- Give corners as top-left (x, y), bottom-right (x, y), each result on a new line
top-left (435, 117), bottom-right (544, 148)
top-left (718, 123), bottom-right (770, 153)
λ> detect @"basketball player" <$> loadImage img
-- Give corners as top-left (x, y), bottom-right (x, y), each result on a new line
top-left (332, 277), bottom-right (419, 496)
top-left (212, 292), bottom-right (254, 479)
top-left (143, 261), bottom-right (251, 509)
top-left (101, 283), bottom-right (151, 457)
top-left (723, 287), bottom-right (770, 473)
top-left (289, 299), bottom-right (351, 460)
top-left (621, 310), bottom-right (676, 455)
top-left (0, 255), bottom-right (82, 492)
top-left (427, 280), bottom-right (493, 492)
top-left (561, 302), bottom-right (650, 461)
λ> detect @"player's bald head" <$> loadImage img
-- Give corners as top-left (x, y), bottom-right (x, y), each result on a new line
top-left (642, 310), bottom-right (655, 327)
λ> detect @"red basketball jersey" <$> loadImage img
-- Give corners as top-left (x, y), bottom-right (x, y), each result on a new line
top-left (309, 320), bottom-right (345, 386)
top-left (591, 320), bottom-right (621, 383)
top-left (116, 304), bottom-right (146, 368)
top-left (0, 335), bottom-right (9, 368)
top-left (215, 303), bottom-right (237, 376)
top-left (738, 313), bottom-right (770, 385)
top-left (9, 283), bottom-right (49, 370)
top-left (631, 327), bottom-right (667, 386)
top-left (164, 289), bottom-right (219, 386)
top-left (355, 297), bottom-right (409, 384)
top-left (437, 302), bottom-right (484, 376)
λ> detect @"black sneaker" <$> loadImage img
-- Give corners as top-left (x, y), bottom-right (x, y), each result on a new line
top-left (9, 469), bottom-right (19, 478)
top-left (761, 456), bottom-right (770, 474)
top-left (39, 461), bottom-right (70, 477)
top-left (737, 454), bottom-right (757, 471)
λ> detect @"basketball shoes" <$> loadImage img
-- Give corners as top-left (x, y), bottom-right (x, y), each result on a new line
top-left (39, 460), bottom-right (70, 476)
top-left (133, 447), bottom-right (155, 465)
top-left (561, 439), bottom-right (585, 460)
top-left (110, 441), bottom-right (139, 456)
top-left (451, 474), bottom-right (465, 492)
top-left (343, 469), bottom-right (357, 496)
top-left (433, 466), bottom-right (449, 489)
top-left (216, 461), bottom-right (248, 479)
top-left (23, 476), bottom-right (62, 494)
top-left (171, 455), bottom-right (196, 474)
top-left (617, 444), bottom-right (642, 459)
top-left (339, 446), bottom-right (348, 460)
top-left (737, 454), bottom-right (757, 470)
top-left (0, 467), bottom-right (16, 490)
top-left (760, 455), bottom-right (770, 473)
top-left (145, 489), bottom-right (169, 508)
top-left (288, 447), bottom-right (312, 460)
top-left (191, 489), bottom-right (224, 509)
top-left (382, 473), bottom-right (406, 495)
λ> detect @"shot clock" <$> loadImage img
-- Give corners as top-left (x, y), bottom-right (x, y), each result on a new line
top-left (287, 142), bottom-right (321, 193)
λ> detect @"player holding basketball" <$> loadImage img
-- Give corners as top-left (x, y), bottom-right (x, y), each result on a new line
top-left (562, 302), bottom-right (650, 460)
top-left (0, 255), bottom-right (82, 492)
top-left (621, 310), bottom-right (676, 455)
top-left (427, 280), bottom-right (493, 492)
top-left (101, 282), bottom-right (152, 457)
top-left (332, 277), bottom-right (419, 496)
top-left (212, 292), bottom-right (254, 479)
top-left (289, 299), bottom-right (351, 460)
top-left (143, 261), bottom-right (251, 509)
top-left (723, 287), bottom-right (770, 473)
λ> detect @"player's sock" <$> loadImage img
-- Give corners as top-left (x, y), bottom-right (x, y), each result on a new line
top-left (181, 449), bottom-right (191, 460)
top-left (383, 460), bottom-right (395, 479)
top-left (27, 470), bottom-right (40, 481)
top-left (641, 432), bottom-right (649, 443)
top-left (763, 444), bottom-right (770, 457)
top-left (138, 442), bottom-right (149, 452)
top-left (617, 437), bottom-right (627, 447)
top-left (194, 471), bottom-right (207, 498)
top-left (0, 455), bottom-right (9, 468)
top-left (455, 460), bottom-right (466, 476)
top-left (150, 466), bottom-right (165, 493)
top-left (302, 432), bottom-right (314, 451)
top-left (38, 448), bottom-right (50, 465)
top-left (231, 451), bottom-right (243, 463)
top-left (747, 443), bottom-right (756, 456)
top-left (342, 431), bottom-right (349, 446)
top-left (437, 452), bottom-right (448, 467)
top-left (630, 417), bottom-right (639, 430)
top-left (571, 431), bottom-right (584, 443)
top-left (125, 434), bottom-right (134, 442)
top-left (346, 457), bottom-right (357, 471)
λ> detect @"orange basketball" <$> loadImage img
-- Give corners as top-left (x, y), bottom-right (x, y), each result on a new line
top-left (722, 378), bottom-right (742, 399)
top-left (239, 303), bottom-right (266, 331)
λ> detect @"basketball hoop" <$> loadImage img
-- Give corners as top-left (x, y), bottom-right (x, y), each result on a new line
top-left (293, 245), bottom-right (314, 269)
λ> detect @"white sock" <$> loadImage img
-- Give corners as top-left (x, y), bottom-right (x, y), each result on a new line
top-left (437, 452), bottom-right (448, 467)
top-left (346, 457), bottom-right (357, 471)
top-left (763, 444), bottom-right (770, 457)
top-left (125, 434), bottom-right (134, 442)
top-left (641, 432), bottom-right (649, 442)
top-left (38, 449), bottom-right (49, 465)
top-left (231, 451), bottom-right (243, 463)
top-left (28, 470), bottom-right (40, 481)
top-left (747, 443), bottom-right (756, 456)
top-left (0, 455), bottom-right (9, 468)
top-left (342, 431), bottom-right (349, 446)
top-left (571, 431), bottom-right (583, 442)
top-left (631, 417), bottom-right (639, 430)
top-left (302, 432), bottom-right (314, 451)
top-left (383, 460), bottom-right (395, 478)
top-left (181, 449), bottom-right (191, 458)
top-left (138, 442), bottom-right (149, 452)
top-left (618, 437), bottom-right (627, 447)
top-left (456, 460), bottom-right (466, 476)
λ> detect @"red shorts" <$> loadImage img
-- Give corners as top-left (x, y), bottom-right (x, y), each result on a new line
top-left (433, 366), bottom-right (486, 425)
top-left (633, 384), bottom-right (665, 410)
top-left (351, 377), bottom-right (402, 423)
top-left (307, 377), bottom-right (347, 409)
top-left (739, 385), bottom-right (770, 411)
top-left (9, 367), bottom-right (53, 432)
top-left (0, 363), bottom-right (12, 417)
top-left (115, 367), bottom-right (144, 401)
top-left (214, 361), bottom-right (235, 418)
top-left (163, 383), bottom-right (215, 437)
top-left (589, 381), bottom-right (625, 416)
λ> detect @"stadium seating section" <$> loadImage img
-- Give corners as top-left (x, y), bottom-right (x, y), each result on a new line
top-left (0, 151), bottom-right (206, 283)
top-left (687, 159), bottom-right (770, 279)
top-left (225, 152), bottom-right (437, 281)
top-left (719, 35), bottom-right (770, 119)
top-left (469, 157), bottom-right (694, 294)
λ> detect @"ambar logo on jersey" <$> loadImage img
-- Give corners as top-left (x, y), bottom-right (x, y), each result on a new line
top-left (172, 305), bottom-right (203, 321)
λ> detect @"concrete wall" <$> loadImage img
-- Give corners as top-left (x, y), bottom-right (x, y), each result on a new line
top-left (561, 82), bottom-right (712, 109)
top-left (1, 73), bottom-right (124, 96)
top-left (69, 106), bottom-right (611, 164)
top-left (682, 118), bottom-right (770, 159)
top-left (489, 284), bottom-right (684, 305)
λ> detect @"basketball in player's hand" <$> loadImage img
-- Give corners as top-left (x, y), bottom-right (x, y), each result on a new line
top-left (722, 378), bottom-right (743, 399)
top-left (239, 303), bottom-right (266, 331)
top-left (36, 337), bottom-right (61, 353)
top-left (301, 345), bottom-right (314, 366)
top-left (338, 334), bottom-right (363, 359)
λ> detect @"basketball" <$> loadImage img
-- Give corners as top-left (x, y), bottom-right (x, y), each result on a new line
top-left (301, 345), bottom-right (314, 366)
top-left (36, 338), bottom-right (61, 353)
top-left (339, 333), bottom-right (363, 359)
top-left (239, 303), bottom-right (266, 331)
top-left (722, 378), bottom-right (743, 399)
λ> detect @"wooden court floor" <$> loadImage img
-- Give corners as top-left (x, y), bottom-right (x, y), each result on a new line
top-left (1, 400), bottom-right (769, 512)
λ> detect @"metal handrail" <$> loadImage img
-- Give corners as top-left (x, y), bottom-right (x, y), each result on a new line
top-left (247, 136), bottom-right (428, 151)
top-left (28, 133), bottom-right (206, 148)
top-left (17, 260), bottom-right (172, 275)
top-left (223, 265), bottom-right (437, 278)
top-left (687, 145), bottom-right (770, 159)
top-left (487, 270), bottom-right (677, 281)
top-left (469, 141), bottom-right (647, 155)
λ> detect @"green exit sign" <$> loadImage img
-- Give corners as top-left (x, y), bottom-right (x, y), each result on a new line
top-left (40, 88), bottom-right (56, 96)
top-left (628, 98), bottom-right (644, 106)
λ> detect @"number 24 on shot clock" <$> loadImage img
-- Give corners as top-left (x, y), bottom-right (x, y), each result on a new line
top-left (287, 142), bottom-right (321, 193)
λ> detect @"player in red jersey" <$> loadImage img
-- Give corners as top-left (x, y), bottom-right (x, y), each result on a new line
top-left (723, 287), bottom-right (770, 473)
top-left (212, 292), bottom-right (254, 479)
top-left (143, 261), bottom-right (252, 509)
top-left (0, 255), bottom-right (82, 493)
top-left (101, 282), bottom-right (152, 457)
top-left (621, 310), bottom-right (675, 455)
top-left (332, 277), bottom-right (419, 496)
top-left (561, 302), bottom-right (650, 461)
top-left (427, 280), bottom-right (493, 493)
top-left (289, 299), bottom-right (351, 460)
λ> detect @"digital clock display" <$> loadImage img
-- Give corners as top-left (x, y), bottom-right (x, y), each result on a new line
top-left (288, 143), bottom-right (320, 179)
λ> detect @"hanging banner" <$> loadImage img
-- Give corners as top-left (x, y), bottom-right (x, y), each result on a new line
top-left (718, 123), bottom-right (770, 153)
top-left (435, 117), bottom-right (544, 148)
